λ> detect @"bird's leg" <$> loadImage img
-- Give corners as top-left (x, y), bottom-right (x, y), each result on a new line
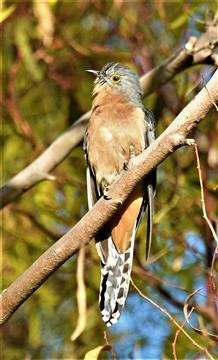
top-left (102, 179), bottom-right (112, 200)
top-left (123, 161), bottom-right (128, 170)
top-left (123, 145), bottom-right (136, 170)
top-left (103, 186), bottom-right (112, 200)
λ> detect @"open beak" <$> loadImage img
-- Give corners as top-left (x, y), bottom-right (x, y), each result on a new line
top-left (86, 70), bottom-right (100, 77)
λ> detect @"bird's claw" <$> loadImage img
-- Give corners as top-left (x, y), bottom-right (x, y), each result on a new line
top-left (123, 145), bottom-right (136, 170)
top-left (183, 138), bottom-right (196, 146)
top-left (123, 161), bottom-right (128, 170)
top-left (103, 187), bottom-right (112, 200)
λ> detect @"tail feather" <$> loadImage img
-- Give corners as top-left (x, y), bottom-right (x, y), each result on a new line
top-left (99, 225), bottom-right (136, 326)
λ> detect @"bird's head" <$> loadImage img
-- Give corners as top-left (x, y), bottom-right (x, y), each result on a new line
top-left (87, 62), bottom-right (143, 105)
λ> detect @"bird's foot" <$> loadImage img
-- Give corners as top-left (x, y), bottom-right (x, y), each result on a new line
top-left (181, 138), bottom-right (196, 146)
top-left (103, 186), bottom-right (112, 200)
top-left (123, 145), bottom-right (136, 170)
top-left (129, 145), bottom-right (135, 159)
top-left (123, 161), bottom-right (128, 170)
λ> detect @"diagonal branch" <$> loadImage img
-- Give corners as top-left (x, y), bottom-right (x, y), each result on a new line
top-left (1, 15), bottom-right (217, 208)
top-left (0, 70), bottom-right (217, 325)
top-left (141, 11), bottom-right (218, 94)
top-left (0, 111), bottom-right (90, 208)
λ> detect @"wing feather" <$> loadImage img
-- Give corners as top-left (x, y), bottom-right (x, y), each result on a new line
top-left (84, 134), bottom-right (108, 263)
top-left (136, 108), bottom-right (156, 259)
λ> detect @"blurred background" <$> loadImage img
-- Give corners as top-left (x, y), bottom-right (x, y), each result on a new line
top-left (1, 1), bottom-right (217, 359)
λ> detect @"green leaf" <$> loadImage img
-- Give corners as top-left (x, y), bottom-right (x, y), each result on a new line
top-left (170, 14), bottom-right (188, 30)
top-left (15, 19), bottom-right (43, 81)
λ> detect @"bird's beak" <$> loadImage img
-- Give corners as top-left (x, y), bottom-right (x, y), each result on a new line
top-left (86, 69), bottom-right (100, 77)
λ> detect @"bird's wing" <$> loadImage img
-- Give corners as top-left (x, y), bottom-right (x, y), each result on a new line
top-left (86, 164), bottom-right (110, 263)
top-left (144, 108), bottom-right (156, 259)
top-left (84, 134), bottom-right (108, 264)
top-left (136, 108), bottom-right (156, 259)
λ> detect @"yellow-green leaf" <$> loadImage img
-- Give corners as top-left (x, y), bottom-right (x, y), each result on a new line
top-left (84, 345), bottom-right (111, 360)
top-left (170, 14), bottom-right (187, 30)
top-left (49, 0), bottom-right (58, 6)
top-left (0, 5), bottom-right (16, 23)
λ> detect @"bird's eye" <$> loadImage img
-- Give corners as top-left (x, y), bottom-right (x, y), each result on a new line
top-left (111, 74), bottom-right (121, 83)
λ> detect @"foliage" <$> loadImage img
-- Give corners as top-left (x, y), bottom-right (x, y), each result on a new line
top-left (1, 1), bottom-right (217, 359)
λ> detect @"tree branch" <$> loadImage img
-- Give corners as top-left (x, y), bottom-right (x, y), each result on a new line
top-left (141, 11), bottom-right (218, 94)
top-left (1, 70), bottom-right (217, 325)
top-left (1, 16), bottom-right (217, 208)
top-left (0, 111), bottom-right (90, 208)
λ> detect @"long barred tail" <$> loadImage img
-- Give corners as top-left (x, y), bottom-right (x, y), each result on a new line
top-left (99, 226), bottom-right (136, 327)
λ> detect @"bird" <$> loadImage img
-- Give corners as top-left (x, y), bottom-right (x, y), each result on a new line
top-left (84, 62), bottom-right (156, 326)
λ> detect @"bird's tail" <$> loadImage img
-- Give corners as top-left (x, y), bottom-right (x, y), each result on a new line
top-left (99, 226), bottom-right (135, 327)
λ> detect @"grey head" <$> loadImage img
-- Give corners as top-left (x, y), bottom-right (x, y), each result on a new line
top-left (87, 62), bottom-right (143, 107)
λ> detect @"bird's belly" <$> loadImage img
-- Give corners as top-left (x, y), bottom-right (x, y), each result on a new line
top-left (87, 103), bottom-right (146, 189)
top-left (88, 122), bottom-right (145, 189)
top-left (99, 126), bottom-right (114, 142)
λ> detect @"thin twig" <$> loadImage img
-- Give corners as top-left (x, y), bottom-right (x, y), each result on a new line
top-left (70, 247), bottom-right (87, 341)
top-left (183, 287), bottom-right (218, 341)
top-left (210, 243), bottom-right (218, 282)
top-left (172, 308), bottom-right (194, 360)
top-left (202, 75), bottom-right (218, 111)
top-left (131, 279), bottom-right (215, 360)
top-left (193, 144), bottom-right (218, 277)
top-left (103, 331), bottom-right (117, 360)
